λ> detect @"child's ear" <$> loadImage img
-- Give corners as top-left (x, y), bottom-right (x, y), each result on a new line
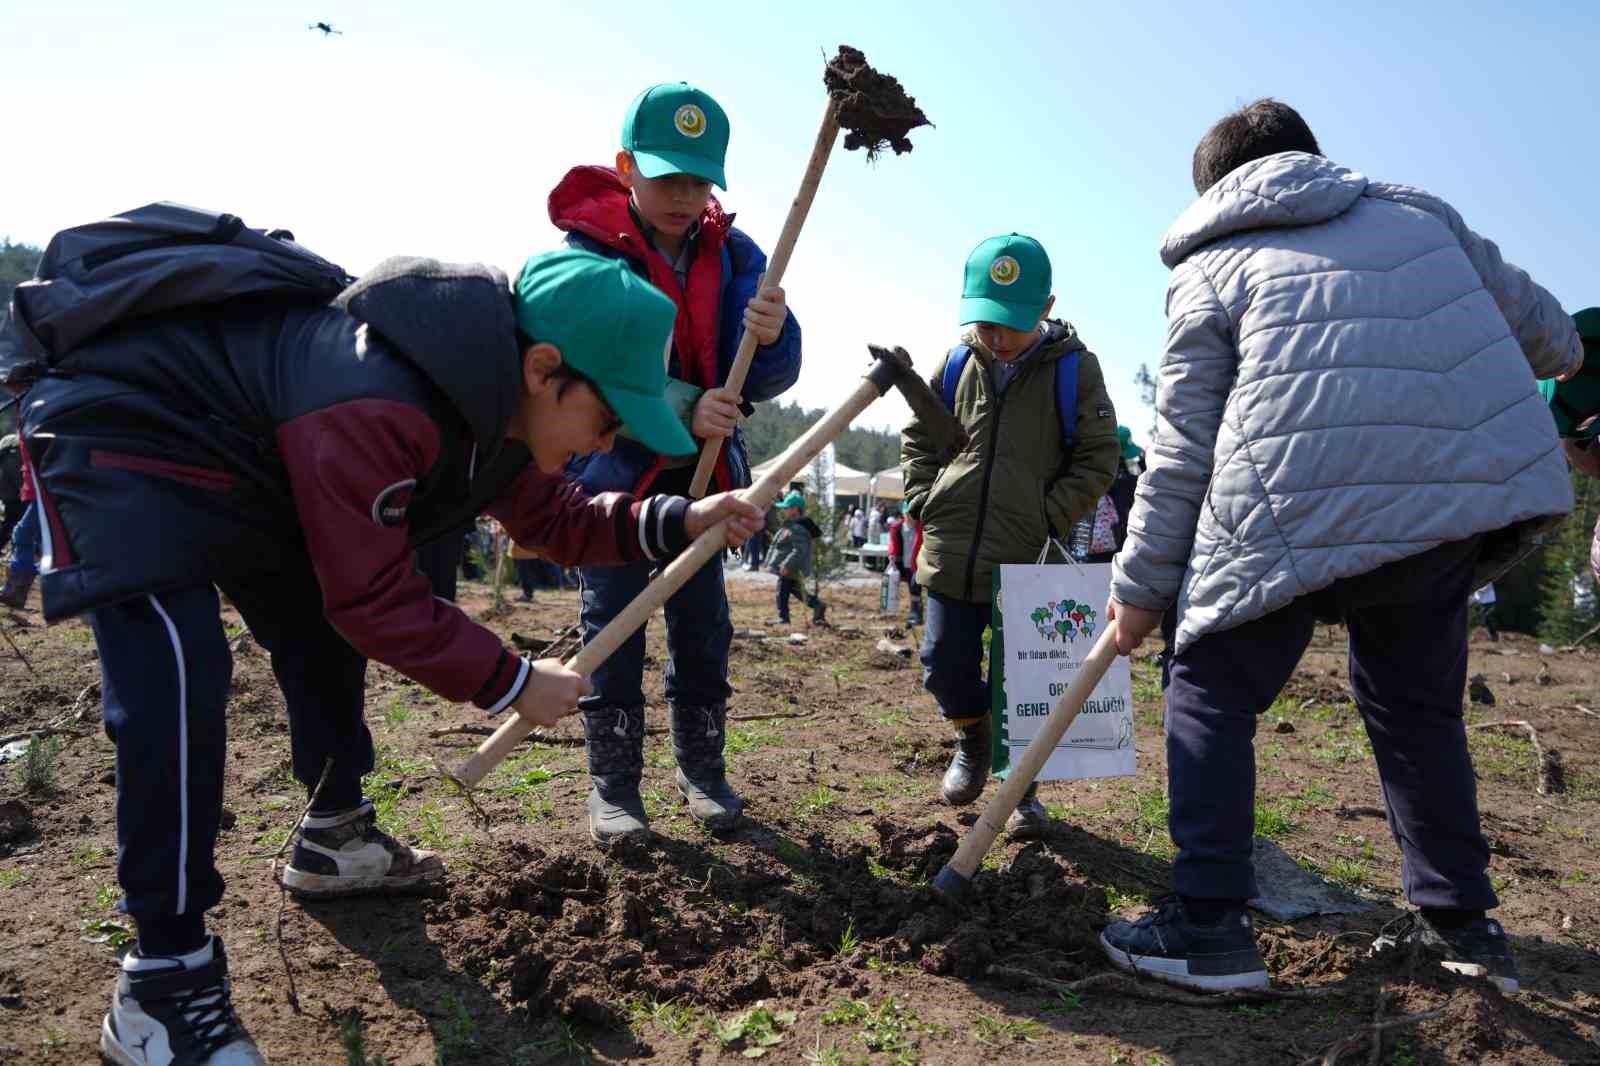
top-left (523, 343), bottom-right (563, 394)
top-left (1040, 295), bottom-right (1057, 322)
top-left (615, 150), bottom-right (636, 187)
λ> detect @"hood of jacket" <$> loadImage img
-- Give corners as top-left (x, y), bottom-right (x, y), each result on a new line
top-left (548, 166), bottom-right (733, 259)
top-left (334, 257), bottom-right (521, 465)
top-left (1161, 152), bottom-right (1369, 267)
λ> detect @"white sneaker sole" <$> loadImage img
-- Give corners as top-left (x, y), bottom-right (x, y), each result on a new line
top-left (100, 1017), bottom-right (140, 1066)
top-left (1441, 959), bottom-right (1520, 993)
top-left (1100, 932), bottom-right (1271, 992)
top-left (281, 867), bottom-right (443, 899)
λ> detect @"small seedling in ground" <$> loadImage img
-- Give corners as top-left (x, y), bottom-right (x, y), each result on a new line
top-left (709, 1004), bottom-right (797, 1058)
top-left (774, 840), bottom-right (814, 869)
top-left (1326, 857), bottom-right (1368, 889)
top-left (432, 992), bottom-right (479, 1062)
top-left (93, 881), bottom-right (121, 912)
top-left (338, 1012), bottom-right (390, 1066)
top-left (81, 918), bottom-right (134, 951)
top-left (383, 700), bottom-right (413, 725)
top-left (627, 998), bottom-right (697, 1037)
top-left (1043, 988), bottom-right (1085, 1013)
top-left (0, 868), bottom-right (26, 889)
top-left (971, 1013), bottom-right (1042, 1045)
top-left (513, 1020), bottom-right (592, 1065)
top-left (20, 736), bottom-right (60, 795)
top-left (836, 918), bottom-right (860, 958)
top-left (801, 1037), bottom-right (849, 1066)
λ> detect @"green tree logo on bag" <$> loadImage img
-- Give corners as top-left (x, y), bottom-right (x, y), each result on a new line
top-left (1030, 599), bottom-right (1096, 643)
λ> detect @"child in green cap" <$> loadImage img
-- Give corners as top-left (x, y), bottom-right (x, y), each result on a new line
top-left (10, 221), bottom-right (763, 1062)
top-left (901, 233), bottom-right (1120, 838)
top-left (767, 491), bottom-right (824, 624)
top-left (548, 82), bottom-right (803, 843)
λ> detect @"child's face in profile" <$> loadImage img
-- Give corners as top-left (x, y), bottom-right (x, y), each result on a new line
top-left (974, 320), bottom-right (1041, 362)
top-left (617, 152), bottom-right (712, 239)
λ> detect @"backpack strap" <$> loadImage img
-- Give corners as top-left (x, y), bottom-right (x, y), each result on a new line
top-left (940, 344), bottom-right (973, 411)
top-left (1054, 349), bottom-right (1080, 450)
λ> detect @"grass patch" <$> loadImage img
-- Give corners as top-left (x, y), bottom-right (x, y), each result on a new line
top-left (0, 868), bottom-right (26, 888)
top-left (383, 699), bottom-right (414, 725)
top-left (794, 784), bottom-right (839, 819)
top-left (971, 1013), bottom-right (1041, 1046)
top-left (726, 726), bottom-right (783, 754)
top-left (801, 1037), bottom-right (850, 1065)
top-left (822, 997), bottom-right (946, 1061)
top-left (642, 784), bottom-right (676, 821)
top-left (1253, 799), bottom-right (1297, 839)
top-left (1325, 857), bottom-right (1368, 889)
top-left (339, 1012), bottom-right (391, 1066)
top-left (627, 997), bottom-right (698, 1038)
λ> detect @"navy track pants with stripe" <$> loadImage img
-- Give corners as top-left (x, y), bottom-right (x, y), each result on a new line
top-left (91, 572), bottom-right (370, 928)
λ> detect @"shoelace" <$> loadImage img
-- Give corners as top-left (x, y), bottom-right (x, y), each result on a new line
top-left (1131, 894), bottom-right (1186, 928)
top-left (145, 970), bottom-right (245, 1059)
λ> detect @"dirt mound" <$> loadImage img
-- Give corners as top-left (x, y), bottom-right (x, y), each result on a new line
top-left (824, 45), bottom-right (931, 157)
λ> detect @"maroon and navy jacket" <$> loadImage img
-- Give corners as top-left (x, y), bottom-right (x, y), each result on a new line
top-left (20, 258), bottom-right (691, 713)
top-left (548, 166), bottom-right (802, 497)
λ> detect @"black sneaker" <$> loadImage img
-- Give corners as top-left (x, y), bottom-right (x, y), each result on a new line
top-left (1100, 896), bottom-right (1270, 992)
top-left (1005, 782), bottom-right (1049, 840)
top-left (1371, 912), bottom-right (1520, 993)
top-left (101, 937), bottom-right (265, 1065)
top-left (281, 800), bottom-right (444, 898)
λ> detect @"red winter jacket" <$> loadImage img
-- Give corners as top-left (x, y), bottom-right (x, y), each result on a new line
top-left (888, 516), bottom-right (922, 577)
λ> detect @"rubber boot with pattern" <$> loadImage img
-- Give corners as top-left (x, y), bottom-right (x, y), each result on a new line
top-left (671, 703), bottom-right (745, 830)
top-left (0, 569), bottom-right (33, 609)
top-left (583, 704), bottom-right (648, 843)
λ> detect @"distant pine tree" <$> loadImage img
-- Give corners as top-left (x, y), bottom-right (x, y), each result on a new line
top-left (1537, 470), bottom-right (1600, 643)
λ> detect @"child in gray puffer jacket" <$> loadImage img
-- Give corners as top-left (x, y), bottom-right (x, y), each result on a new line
top-left (1101, 98), bottom-right (1580, 998)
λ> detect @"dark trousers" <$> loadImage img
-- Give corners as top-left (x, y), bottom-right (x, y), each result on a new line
top-left (1164, 538), bottom-right (1495, 910)
top-left (415, 533), bottom-right (465, 601)
top-left (514, 558), bottom-right (540, 598)
top-left (899, 569), bottom-right (923, 605)
top-left (579, 552), bottom-right (732, 710)
top-left (775, 575), bottom-right (818, 621)
top-left (91, 566), bottom-right (370, 945)
top-left (919, 591), bottom-right (992, 720)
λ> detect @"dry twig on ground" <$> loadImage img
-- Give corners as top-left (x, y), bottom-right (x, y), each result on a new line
top-left (269, 756), bottom-right (333, 1014)
top-left (1469, 719), bottom-right (1564, 795)
top-left (1296, 994), bottom-right (1459, 1066)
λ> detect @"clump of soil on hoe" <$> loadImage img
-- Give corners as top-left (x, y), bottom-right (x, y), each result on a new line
top-left (432, 821), bottom-right (1103, 1024)
top-left (825, 45), bottom-right (932, 157)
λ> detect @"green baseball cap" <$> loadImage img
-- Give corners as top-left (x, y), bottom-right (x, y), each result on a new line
top-left (777, 491), bottom-right (806, 509)
top-left (622, 83), bottom-right (730, 190)
top-left (1538, 307), bottom-right (1600, 438)
top-left (960, 233), bottom-right (1052, 331)
top-left (512, 249), bottom-right (695, 458)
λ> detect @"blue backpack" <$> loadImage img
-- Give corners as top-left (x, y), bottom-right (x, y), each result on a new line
top-left (939, 343), bottom-right (1080, 451)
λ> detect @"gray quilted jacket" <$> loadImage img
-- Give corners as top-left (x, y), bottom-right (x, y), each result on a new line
top-left (1112, 152), bottom-right (1581, 652)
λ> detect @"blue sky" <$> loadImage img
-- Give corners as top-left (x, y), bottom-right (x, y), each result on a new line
top-left (7, 1), bottom-right (1596, 442)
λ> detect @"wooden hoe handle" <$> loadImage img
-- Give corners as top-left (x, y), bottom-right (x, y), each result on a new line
top-left (687, 100), bottom-right (842, 499)
top-left (453, 362), bottom-right (895, 788)
top-left (932, 624), bottom-right (1121, 897)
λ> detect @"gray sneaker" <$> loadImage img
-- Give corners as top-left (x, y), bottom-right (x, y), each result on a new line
top-left (1005, 782), bottom-right (1049, 840)
top-left (1372, 912), bottom-right (1520, 993)
top-left (281, 800), bottom-right (444, 898)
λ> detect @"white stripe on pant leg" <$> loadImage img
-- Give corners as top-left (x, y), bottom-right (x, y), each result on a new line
top-left (147, 594), bottom-right (190, 915)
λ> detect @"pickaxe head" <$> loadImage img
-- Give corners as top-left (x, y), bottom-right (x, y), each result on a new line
top-left (866, 345), bottom-right (968, 464)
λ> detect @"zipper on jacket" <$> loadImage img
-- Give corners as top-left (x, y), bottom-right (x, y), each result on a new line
top-left (962, 381), bottom-right (1009, 602)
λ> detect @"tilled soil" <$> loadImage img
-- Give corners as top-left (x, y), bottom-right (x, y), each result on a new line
top-left (1, 577), bottom-right (1597, 1064)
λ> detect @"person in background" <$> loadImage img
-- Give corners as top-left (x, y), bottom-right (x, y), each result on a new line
top-left (0, 428), bottom-right (39, 609)
top-left (1471, 582), bottom-right (1499, 642)
top-left (768, 491), bottom-right (824, 625)
top-left (887, 501), bottom-right (924, 626)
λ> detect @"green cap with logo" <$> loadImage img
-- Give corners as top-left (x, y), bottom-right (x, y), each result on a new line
top-left (621, 82), bottom-right (730, 190)
top-left (960, 233), bottom-right (1052, 331)
top-left (512, 249), bottom-right (695, 458)
top-left (777, 491), bottom-right (806, 510)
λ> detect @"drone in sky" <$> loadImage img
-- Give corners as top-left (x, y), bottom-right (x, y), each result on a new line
top-left (307, 22), bottom-right (343, 36)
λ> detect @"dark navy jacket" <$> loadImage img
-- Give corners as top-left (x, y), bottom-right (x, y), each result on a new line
top-left (548, 166), bottom-right (801, 496)
top-left (20, 258), bottom-right (690, 712)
